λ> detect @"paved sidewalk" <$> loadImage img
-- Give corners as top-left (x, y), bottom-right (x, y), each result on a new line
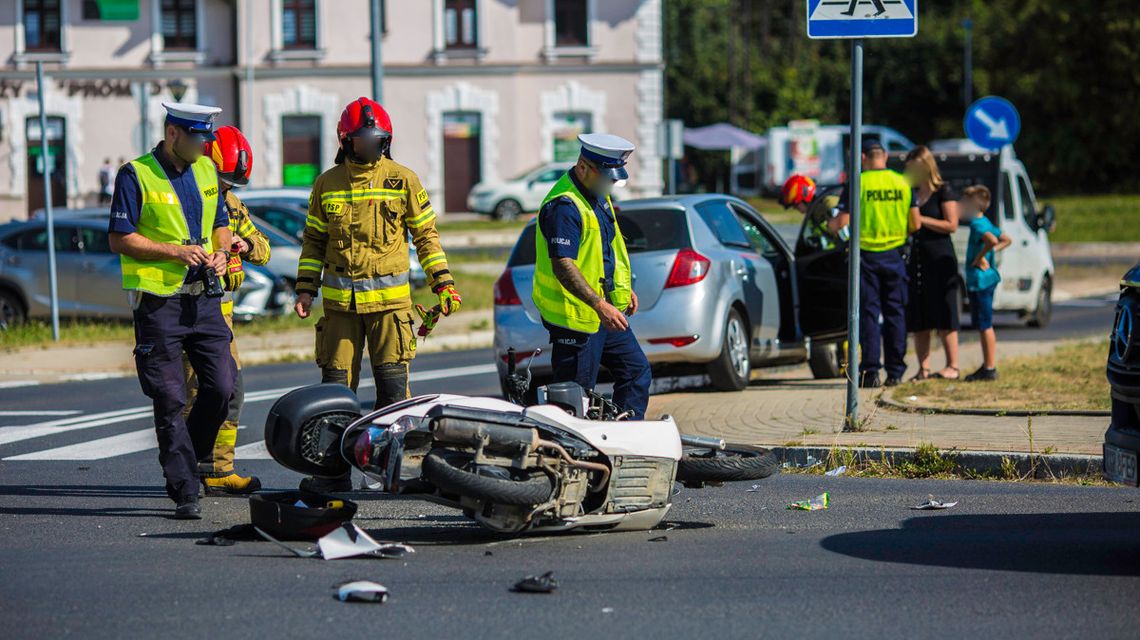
top-left (650, 338), bottom-right (1108, 456)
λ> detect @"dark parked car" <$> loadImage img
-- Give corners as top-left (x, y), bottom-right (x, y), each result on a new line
top-left (1104, 262), bottom-right (1140, 485)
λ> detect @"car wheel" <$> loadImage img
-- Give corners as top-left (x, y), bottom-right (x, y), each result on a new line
top-left (808, 341), bottom-right (844, 379)
top-left (492, 199), bottom-right (522, 221)
top-left (0, 290), bottom-right (26, 330)
top-left (708, 309), bottom-right (751, 391)
top-left (1027, 276), bottom-right (1052, 328)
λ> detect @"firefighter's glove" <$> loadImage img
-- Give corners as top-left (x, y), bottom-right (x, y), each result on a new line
top-left (224, 254), bottom-right (245, 291)
top-left (435, 283), bottom-right (462, 316)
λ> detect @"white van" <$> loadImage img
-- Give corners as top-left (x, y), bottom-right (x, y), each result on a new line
top-left (890, 146), bottom-right (1056, 326)
top-left (762, 124), bottom-right (915, 195)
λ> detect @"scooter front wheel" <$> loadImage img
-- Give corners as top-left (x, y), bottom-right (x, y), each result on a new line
top-left (422, 451), bottom-right (555, 506)
top-left (676, 444), bottom-right (779, 484)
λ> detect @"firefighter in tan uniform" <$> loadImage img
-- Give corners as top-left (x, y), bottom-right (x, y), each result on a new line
top-left (293, 97), bottom-right (461, 493)
top-left (183, 125), bottom-right (272, 495)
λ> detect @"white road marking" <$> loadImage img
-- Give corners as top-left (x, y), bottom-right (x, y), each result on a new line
top-left (0, 381), bottom-right (40, 389)
top-left (0, 362), bottom-right (499, 459)
top-left (5, 429), bottom-right (157, 461)
top-left (234, 441), bottom-right (272, 460)
top-left (0, 410), bottom-right (81, 416)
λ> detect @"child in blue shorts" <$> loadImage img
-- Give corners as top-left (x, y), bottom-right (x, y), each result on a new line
top-left (960, 185), bottom-right (1012, 381)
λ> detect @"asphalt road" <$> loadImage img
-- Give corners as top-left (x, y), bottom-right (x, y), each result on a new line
top-left (0, 295), bottom-right (1128, 638)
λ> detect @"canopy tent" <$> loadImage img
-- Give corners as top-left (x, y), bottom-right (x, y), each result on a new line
top-left (682, 123), bottom-right (767, 196)
top-left (682, 123), bottom-right (766, 151)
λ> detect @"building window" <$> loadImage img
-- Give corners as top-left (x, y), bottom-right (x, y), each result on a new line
top-left (282, 116), bottom-right (322, 187)
top-left (552, 112), bottom-right (591, 163)
top-left (161, 0), bottom-right (197, 51)
top-left (282, 0), bottom-right (317, 49)
top-left (554, 0), bottom-right (588, 47)
top-left (444, 0), bottom-right (477, 50)
top-left (24, 0), bottom-right (63, 52)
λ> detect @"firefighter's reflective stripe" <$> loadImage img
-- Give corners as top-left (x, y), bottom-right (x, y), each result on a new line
top-left (305, 215), bottom-right (328, 232)
top-left (319, 189), bottom-right (407, 204)
top-left (406, 206), bottom-right (436, 228)
top-left (420, 251), bottom-right (447, 271)
top-left (298, 258), bottom-right (322, 273)
top-left (321, 272), bottom-right (411, 305)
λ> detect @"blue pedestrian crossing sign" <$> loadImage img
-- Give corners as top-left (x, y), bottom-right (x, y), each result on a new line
top-left (964, 96), bottom-right (1021, 150)
top-left (806, 0), bottom-right (918, 39)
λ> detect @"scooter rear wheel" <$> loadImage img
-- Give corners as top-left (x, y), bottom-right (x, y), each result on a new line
top-left (421, 451), bottom-right (554, 506)
top-left (676, 444), bottom-right (779, 484)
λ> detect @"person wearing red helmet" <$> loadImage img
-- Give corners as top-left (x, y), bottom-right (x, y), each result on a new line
top-left (180, 125), bottom-right (272, 495)
top-left (294, 97), bottom-right (460, 493)
top-left (780, 174), bottom-right (848, 250)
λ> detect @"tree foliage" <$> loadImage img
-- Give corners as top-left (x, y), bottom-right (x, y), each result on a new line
top-left (664, 0), bottom-right (1140, 194)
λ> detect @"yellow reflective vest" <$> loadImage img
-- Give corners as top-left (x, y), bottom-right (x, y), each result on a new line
top-left (119, 152), bottom-right (219, 296)
top-left (533, 173), bottom-right (632, 334)
top-left (296, 157), bottom-right (450, 314)
top-left (858, 169), bottom-right (912, 252)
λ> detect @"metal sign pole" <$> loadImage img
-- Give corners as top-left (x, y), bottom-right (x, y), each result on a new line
top-left (35, 61), bottom-right (60, 342)
top-left (844, 38), bottom-right (863, 431)
top-left (370, 0), bottom-right (384, 102)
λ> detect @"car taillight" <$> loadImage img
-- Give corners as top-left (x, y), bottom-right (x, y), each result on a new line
top-left (665, 248), bottom-right (711, 288)
top-left (493, 269), bottom-right (522, 305)
top-left (648, 336), bottom-right (699, 347)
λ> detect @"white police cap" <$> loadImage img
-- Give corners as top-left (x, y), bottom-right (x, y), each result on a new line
top-left (162, 102), bottom-right (221, 140)
top-left (578, 133), bottom-right (635, 180)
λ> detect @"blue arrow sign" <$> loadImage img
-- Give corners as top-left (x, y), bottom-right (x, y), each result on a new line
top-left (964, 96), bottom-right (1021, 150)
top-left (806, 0), bottom-right (918, 39)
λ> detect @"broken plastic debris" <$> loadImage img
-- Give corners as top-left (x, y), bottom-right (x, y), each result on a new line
top-left (825, 465), bottom-right (847, 477)
top-left (513, 571), bottom-right (558, 594)
top-left (335, 580), bottom-right (389, 604)
top-left (787, 492), bottom-right (830, 511)
top-left (911, 495), bottom-right (958, 510)
top-left (196, 534), bottom-right (236, 547)
top-left (602, 607), bottom-right (614, 614)
top-left (745, 484), bottom-right (763, 492)
top-left (256, 524), bottom-right (414, 560)
top-left (648, 535), bottom-right (668, 542)
top-left (782, 455), bottom-right (822, 470)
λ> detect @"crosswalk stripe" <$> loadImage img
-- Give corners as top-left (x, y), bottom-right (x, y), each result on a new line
top-left (0, 363), bottom-right (498, 460)
top-left (0, 410), bottom-right (81, 417)
top-left (5, 429), bottom-right (157, 461)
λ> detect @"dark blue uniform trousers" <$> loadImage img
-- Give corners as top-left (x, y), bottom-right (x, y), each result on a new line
top-left (859, 249), bottom-right (908, 380)
top-left (132, 293), bottom-right (235, 502)
top-left (549, 325), bottom-right (652, 419)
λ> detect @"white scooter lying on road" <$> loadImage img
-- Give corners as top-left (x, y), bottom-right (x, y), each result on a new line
top-left (265, 349), bottom-right (778, 534)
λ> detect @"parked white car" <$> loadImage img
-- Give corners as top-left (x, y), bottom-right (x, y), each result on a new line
top-left (467, 163), bottom-right (573, 220)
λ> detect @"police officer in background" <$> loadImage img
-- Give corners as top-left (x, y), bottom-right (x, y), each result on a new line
top-left (108, 103), bottom-right (235, 519)
top-left (836, 139), bottom-right (921, 388)
top-left (533, 133), bottom-right (651, 419)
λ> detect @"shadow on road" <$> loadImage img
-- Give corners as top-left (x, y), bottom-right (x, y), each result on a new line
top-left (820, 511), bottom-right (1140, 576)
top-left (0, 484), bottom-right (167, 499)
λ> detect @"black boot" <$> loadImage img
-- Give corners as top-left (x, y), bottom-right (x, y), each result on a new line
top-left (299, 474), bottom-right (353, 493)
top-left (174, 496), bottom-right (201, 520)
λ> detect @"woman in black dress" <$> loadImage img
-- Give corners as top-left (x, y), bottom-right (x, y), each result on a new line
top-left (905, 146), bottom-right (961, 380)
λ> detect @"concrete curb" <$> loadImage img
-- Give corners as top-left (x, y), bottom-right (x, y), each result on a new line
top-left (769, 445), bottom-right (1103, 479)
top-left (877, 396), bottom-right (1110, 418)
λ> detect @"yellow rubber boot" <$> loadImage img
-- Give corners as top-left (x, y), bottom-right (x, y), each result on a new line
top-left (202, 473), bottom-right (262, 496)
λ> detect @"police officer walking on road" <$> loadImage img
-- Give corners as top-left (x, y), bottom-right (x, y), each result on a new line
top-left (294, 97), bottom-right (460, 493)
top-left (108, 103), bottom-right (235, 519)
top-left (836, 139), bottom-right (921, 388)
top-left (533, 133), bottom-right (651, 419)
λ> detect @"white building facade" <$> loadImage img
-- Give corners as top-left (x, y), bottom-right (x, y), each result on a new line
top-left (0, 0), bottom-right (664, 220)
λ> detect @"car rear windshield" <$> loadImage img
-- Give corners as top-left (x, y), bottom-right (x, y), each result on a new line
top-left (507, 208), bottom-right (690, 267)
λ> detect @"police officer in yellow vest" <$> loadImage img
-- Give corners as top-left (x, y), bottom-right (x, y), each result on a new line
top-left (534, 133), bottom-right (651, 419)
top-left (836, 139), bottom-right (921, 388)
top-left (108, 103), bottom-right (236, 519)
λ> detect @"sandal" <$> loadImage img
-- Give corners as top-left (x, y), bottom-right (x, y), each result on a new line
top-left (931, 367), bottom-right (960, 380)
top-left (909, 368), bottom-right (931, 382)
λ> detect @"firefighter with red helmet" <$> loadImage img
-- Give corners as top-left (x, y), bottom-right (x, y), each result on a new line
top-left (294, 97), bottom-right (460, 493)
top-left (781, 174), bottom-right (848, 250)
top-left (183, 125), bottom-right (272, 495)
